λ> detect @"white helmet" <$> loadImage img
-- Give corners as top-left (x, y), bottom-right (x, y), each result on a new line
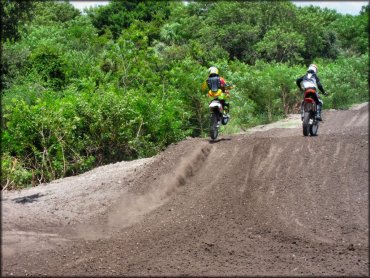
top-left (208, 66), bottom-right (219, 75)
top-left (308, 64), bottom-right (318, 74)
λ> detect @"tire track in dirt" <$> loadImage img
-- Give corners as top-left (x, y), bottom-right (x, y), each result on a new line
top-left (106, 143), bottom-right (212, 230)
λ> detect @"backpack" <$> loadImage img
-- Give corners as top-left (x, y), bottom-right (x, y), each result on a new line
top-left (207, 76), bottom-right (221, 92)
top-left (301, 73), bottom-right (317, 90)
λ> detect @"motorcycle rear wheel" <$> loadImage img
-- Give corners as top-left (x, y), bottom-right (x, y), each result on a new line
top-left (210, 113), bottom-right (219, 140)
top-left (302, 112), bottom-right (310, 136)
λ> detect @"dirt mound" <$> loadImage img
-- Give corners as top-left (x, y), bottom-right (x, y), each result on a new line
top-left (2, 103), bottom-right (368, 276)
top-left (107, 143), bottom-right (212, 230)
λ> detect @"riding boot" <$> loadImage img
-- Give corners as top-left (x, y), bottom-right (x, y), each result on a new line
top-left (224, 102), bottom-right (230, 116)
top-left (316, 103), bottom-right (322, 121)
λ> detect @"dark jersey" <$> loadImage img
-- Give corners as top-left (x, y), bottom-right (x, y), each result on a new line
top-left (296, 71), bottom-right (325, 94)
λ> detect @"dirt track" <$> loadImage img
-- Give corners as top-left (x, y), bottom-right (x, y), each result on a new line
top-left (2, 103), bottom-right (369, 276)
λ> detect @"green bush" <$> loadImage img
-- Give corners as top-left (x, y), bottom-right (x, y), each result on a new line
top-left (320, 54), bottom-right (369, 109)
top-left (1, 153), bottom-right (33, 190)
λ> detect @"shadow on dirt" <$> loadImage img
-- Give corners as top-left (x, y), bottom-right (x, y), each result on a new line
top-left (209, 138), bottom-right (232, 144)
top-left (12, 193), bottom-right (45, 204)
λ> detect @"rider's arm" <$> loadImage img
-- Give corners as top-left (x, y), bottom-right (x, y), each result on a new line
top-left (201, 80), bottom-right (208, 92)
top-left (220, 77), bottom-right (226, 92)
top-left (315, 75), bottom-right (326, 94)
top-left (296, 76), bottom-right (303, 89)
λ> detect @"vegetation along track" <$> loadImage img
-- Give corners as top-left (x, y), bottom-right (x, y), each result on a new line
top-left (2, 103), bottom-right (368, 276)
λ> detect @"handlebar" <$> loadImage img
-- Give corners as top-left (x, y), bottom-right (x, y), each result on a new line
top-left (224, 83), bottom-right (235, 90)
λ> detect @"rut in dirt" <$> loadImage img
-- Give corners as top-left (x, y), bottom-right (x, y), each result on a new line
top-left (1, 103), bottom-right (368, 277)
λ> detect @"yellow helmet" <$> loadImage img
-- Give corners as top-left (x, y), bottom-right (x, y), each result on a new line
top-left (208, 66), bottom-right (219, 75)
top-left (308, 64), bottom-right (318, 73)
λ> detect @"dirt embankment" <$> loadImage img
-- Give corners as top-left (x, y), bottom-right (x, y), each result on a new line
top-left (2, 103), bottom-right (368, 276)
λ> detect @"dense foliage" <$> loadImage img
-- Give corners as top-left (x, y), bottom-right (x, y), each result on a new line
top-left (1, 1), bottom-right (368, 189)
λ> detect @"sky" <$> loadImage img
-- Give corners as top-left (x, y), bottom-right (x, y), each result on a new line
top-left (69, 1), bottom-right (368, 15)
top-left (69, 1), bottom-right (109, 11)
top-left (292, 1), bottom-right (367, 15)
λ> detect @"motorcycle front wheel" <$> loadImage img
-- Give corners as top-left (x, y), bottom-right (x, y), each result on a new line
top-left (309, 120), bottom-right (319, 136)
top-left (210, 113), bottom-right (219, 140)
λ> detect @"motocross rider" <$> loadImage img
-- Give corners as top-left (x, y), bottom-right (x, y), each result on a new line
top-left (296, 64), bottom-right (327, 121)
top-left (202, 66), bottom-right (231, 119)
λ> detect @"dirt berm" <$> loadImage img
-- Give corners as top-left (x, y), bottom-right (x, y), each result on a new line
top-left (2, 103), bottom-right (369, 276)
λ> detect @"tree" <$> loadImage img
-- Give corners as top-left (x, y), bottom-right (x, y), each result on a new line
top-left (31, 1), bottom-right (80, 25)
top-left (329, 9), bottom-right (369, 55)
top-left (1, 0), bottom-right (35, 42)
top-left (198, 2), bottom-right (262, 63)
top-left (295, 5), bottom-right (340, 63)
top-left (87, 0), bottom-right (171, 40)
top-left (256, 27), bottom-right (305, 64)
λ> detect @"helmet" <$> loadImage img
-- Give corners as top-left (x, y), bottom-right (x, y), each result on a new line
top-left (308, 64), bottom-right (318, 74)
top-left (208, 66), bottom-right (219, 75)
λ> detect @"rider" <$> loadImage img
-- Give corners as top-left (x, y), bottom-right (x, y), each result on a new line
top-left (296, 64), bottom-right (327, 121)
top-left (203, 66), bottom-right (231, 118)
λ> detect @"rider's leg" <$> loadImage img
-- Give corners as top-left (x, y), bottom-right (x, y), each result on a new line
top-left (316, 98), bottom-right (323, 121)
top-left (219, 100), bottom-right (225, 112)
top-left (224, 102), bottom-right (230, 115)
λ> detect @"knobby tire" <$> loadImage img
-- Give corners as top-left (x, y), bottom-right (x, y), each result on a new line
top-left (210, 113), bottom-right (219, 140)
top-left (303, 112), bottom-right (310, 136)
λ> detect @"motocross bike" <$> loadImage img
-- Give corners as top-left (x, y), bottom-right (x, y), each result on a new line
top-left (209, 83), bottom-right (234, 140)
top-left (302, 89), bottom-right (319, 136)
top-left (209, 99), bottom-right (229, 140)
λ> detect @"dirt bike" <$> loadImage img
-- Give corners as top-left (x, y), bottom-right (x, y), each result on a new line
top-left (302, 89), bottom-right (319, 136)
top-left (209, 84), bottom-right (234, 140)
top-left (208, 84), bottom-right (235, 140)
top-left (209, 99), bottom-right (229, 140)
